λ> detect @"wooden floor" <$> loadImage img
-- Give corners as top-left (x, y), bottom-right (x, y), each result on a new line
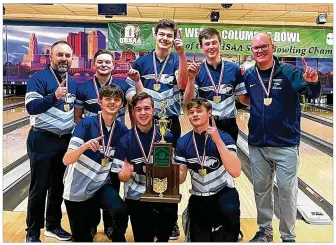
top-left (3, 211), bottom-right (333, 242)
top-left (4, 107), bottom-right (333, 242)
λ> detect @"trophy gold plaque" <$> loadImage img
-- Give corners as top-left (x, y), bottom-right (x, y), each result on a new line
top-left (140, 100), bottom-right (181, 203)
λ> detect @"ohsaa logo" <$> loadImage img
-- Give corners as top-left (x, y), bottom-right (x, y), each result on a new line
top-left (120, 25), bottom-right (141, 45)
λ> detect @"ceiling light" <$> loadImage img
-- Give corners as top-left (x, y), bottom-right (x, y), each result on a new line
top-left (210, 10), bottom-right (220, 22)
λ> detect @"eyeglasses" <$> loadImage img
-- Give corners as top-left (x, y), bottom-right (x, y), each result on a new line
top-left (251, 44), bottom-right (271, 52)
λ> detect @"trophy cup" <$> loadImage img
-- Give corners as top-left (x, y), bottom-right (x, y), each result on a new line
top-left (140, 100), bottom-right (181, 203)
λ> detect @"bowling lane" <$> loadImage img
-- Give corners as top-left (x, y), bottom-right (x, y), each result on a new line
top-left (300, 117), bottom-right (333, 144)
top-left (301, 104), bottom-right (333, 120)
top-left (237, 110), bottom-right (333, 144)
top-left (3, 107), bottom-right (28, 124)
top-left (3, 97), bottom-right (24, 106)
top-left (3, 125), bottom-right (30, 169)
top-left (236, 110), bottom-right (333, 204)
top-left (298, 142), bottom-right (333, 204)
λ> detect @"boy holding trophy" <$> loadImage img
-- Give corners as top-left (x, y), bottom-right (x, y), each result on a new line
top-left (112, 92), bottom-right (177, 242)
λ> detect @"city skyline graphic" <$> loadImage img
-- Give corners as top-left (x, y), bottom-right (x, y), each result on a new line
top-left (3, 25), bottom-right (139, 84)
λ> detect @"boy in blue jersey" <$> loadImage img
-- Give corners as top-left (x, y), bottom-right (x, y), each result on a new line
top-left (244, 33), bottom-right (321, 242)
top-left (75, 49), bottom-right (133, 123)
top-left (127, 18), bottom-right (188, 238)
top-left (24, 41), bottom-right (75, 242)
top-left (174, 98), bottom-right (241, 242)
top-left (112, 92), bottom-right (178, 242)
top-left (127, 19), bottom-right (188, 146)
top-left (184, 27), bottom-right (249, 143)
top-left (74, 49), bottom-right (132, 239)
top-left (62, 85), bottom-right (129, 242)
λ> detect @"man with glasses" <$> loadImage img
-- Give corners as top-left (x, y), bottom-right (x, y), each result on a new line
top-left (244, 33), bottom-right (321, 242)
top-left (184, 27), bottom-right (249, 143)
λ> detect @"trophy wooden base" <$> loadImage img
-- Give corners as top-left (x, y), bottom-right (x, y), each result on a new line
top-left (140, 193), bottom-right (182, 203)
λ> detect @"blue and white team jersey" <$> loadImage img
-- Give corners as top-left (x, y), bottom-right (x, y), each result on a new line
top-left (25, 65), bottom-right (77, 135)
top-left (63, 116), bottom-right (128, 202)
top-left (126, 50), bottom-right (181, 117)
top-left (174, 130), bottom-right (237, 195)
top-left (112, 125), bottom-right (174, 200)
top-left (75, 77), bottom-right (133, 122)
top-left (195, 60), bottom-right (247, 120)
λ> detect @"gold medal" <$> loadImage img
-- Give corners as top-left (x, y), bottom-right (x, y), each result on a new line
top-left (153, 83), bottom-right (161, 91)
top-left (264, 98), bottom-right (272, 106)
top-left (199, 168), bottom-right (207, 176)
top-left (64, 103), bottom-right (70, 112)
top-left (101, 157), bottom-right (109, 167)
top-left (213, 96), bottom-right (221, 104)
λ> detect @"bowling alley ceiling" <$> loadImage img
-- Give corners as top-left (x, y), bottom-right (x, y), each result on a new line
top-left (3, 3), bottom-right (333, 27)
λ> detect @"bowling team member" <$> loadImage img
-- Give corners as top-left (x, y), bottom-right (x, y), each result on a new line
top-left (244, 33), bottom-right (321, 242)
top-left (63, 85), bottom-right (129, 242)
top-left (24, 40), bottom-right (75, 242)
top-left (174, 97), bottom-right (241, 242)
top-left (184, 27), bottom-right (249, 143)
top-left (112, 92), bottom-right (177, 242)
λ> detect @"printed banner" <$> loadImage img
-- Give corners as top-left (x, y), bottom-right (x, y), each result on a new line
top-left (108, 23), bottom-right (333, 58)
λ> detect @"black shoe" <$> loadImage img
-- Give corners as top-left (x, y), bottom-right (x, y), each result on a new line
top-left (283, 239), bottom-right (296, 242)
top-left (169, 222), bottom-right (180, 240)
top-left (25, 236), bottom-right (41, 242)
top-left (249, 228), bottom-right (273, 242)
top-left (90, 227), bottom-right (97, 239)
top-left (44, 227), bottom-right (72, 241)
top-left (104, 227), bottom-right (113, 240)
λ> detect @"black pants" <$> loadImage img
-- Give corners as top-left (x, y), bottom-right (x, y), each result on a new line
top-left (214, 118), bottom-right (238, 143)
top-left (125, 199), bottom-right (177, 242)
top-left (188, 187), bottom-right (241, 242)
top-left (25, 128), bottom-right (71, 238)
top-left (92, 173), bottom-right (120, 232)
top-left (65, 184), bottom-right (128, 242)
top-left (153, 115), bottom-right (181, 148)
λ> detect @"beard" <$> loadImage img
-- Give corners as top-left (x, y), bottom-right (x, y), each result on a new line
top-left (54, 63), bottom-right (70, 73)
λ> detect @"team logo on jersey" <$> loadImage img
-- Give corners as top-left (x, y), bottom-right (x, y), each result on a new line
top-left (219, 84), bottom-right (234, 96)
top-left (66, 93), bottom-right (76, 104)
top-left (204, 156), bottom-right (220, 170)
top-left (272, 79), bottom-right (283, 90)
top-left (120, 25), bottom-right (141, 45)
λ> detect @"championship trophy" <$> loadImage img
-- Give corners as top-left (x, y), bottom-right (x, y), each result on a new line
top-left (140, 100), bottom-right (181, 203)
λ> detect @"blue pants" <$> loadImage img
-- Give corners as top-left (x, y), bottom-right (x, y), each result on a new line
top-left (188, 187), bottom-right (241, 242)
top-left (26, 128), bottom-right (71, 238)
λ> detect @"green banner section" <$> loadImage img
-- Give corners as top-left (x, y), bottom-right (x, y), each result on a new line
top-left (108, 23), bottom-right (333, 58)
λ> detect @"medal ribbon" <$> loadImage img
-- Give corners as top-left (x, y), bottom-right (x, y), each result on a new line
top-left (98, 114), bottom-right (116, 158)
top-left (134, 125), bottom-right (156, 164)
top-left (93, 76), bottom-right (112, 99)
top-left (204, 59), bottom-right (224, 96)
top-left (49, 66), bottom-right (68, 102)
top-left (255, 60), bottom-right (275, 98)
top-left (152, 52), bottom-right (171, 84)
top-left (192, 131), bottom-right (208, 169)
